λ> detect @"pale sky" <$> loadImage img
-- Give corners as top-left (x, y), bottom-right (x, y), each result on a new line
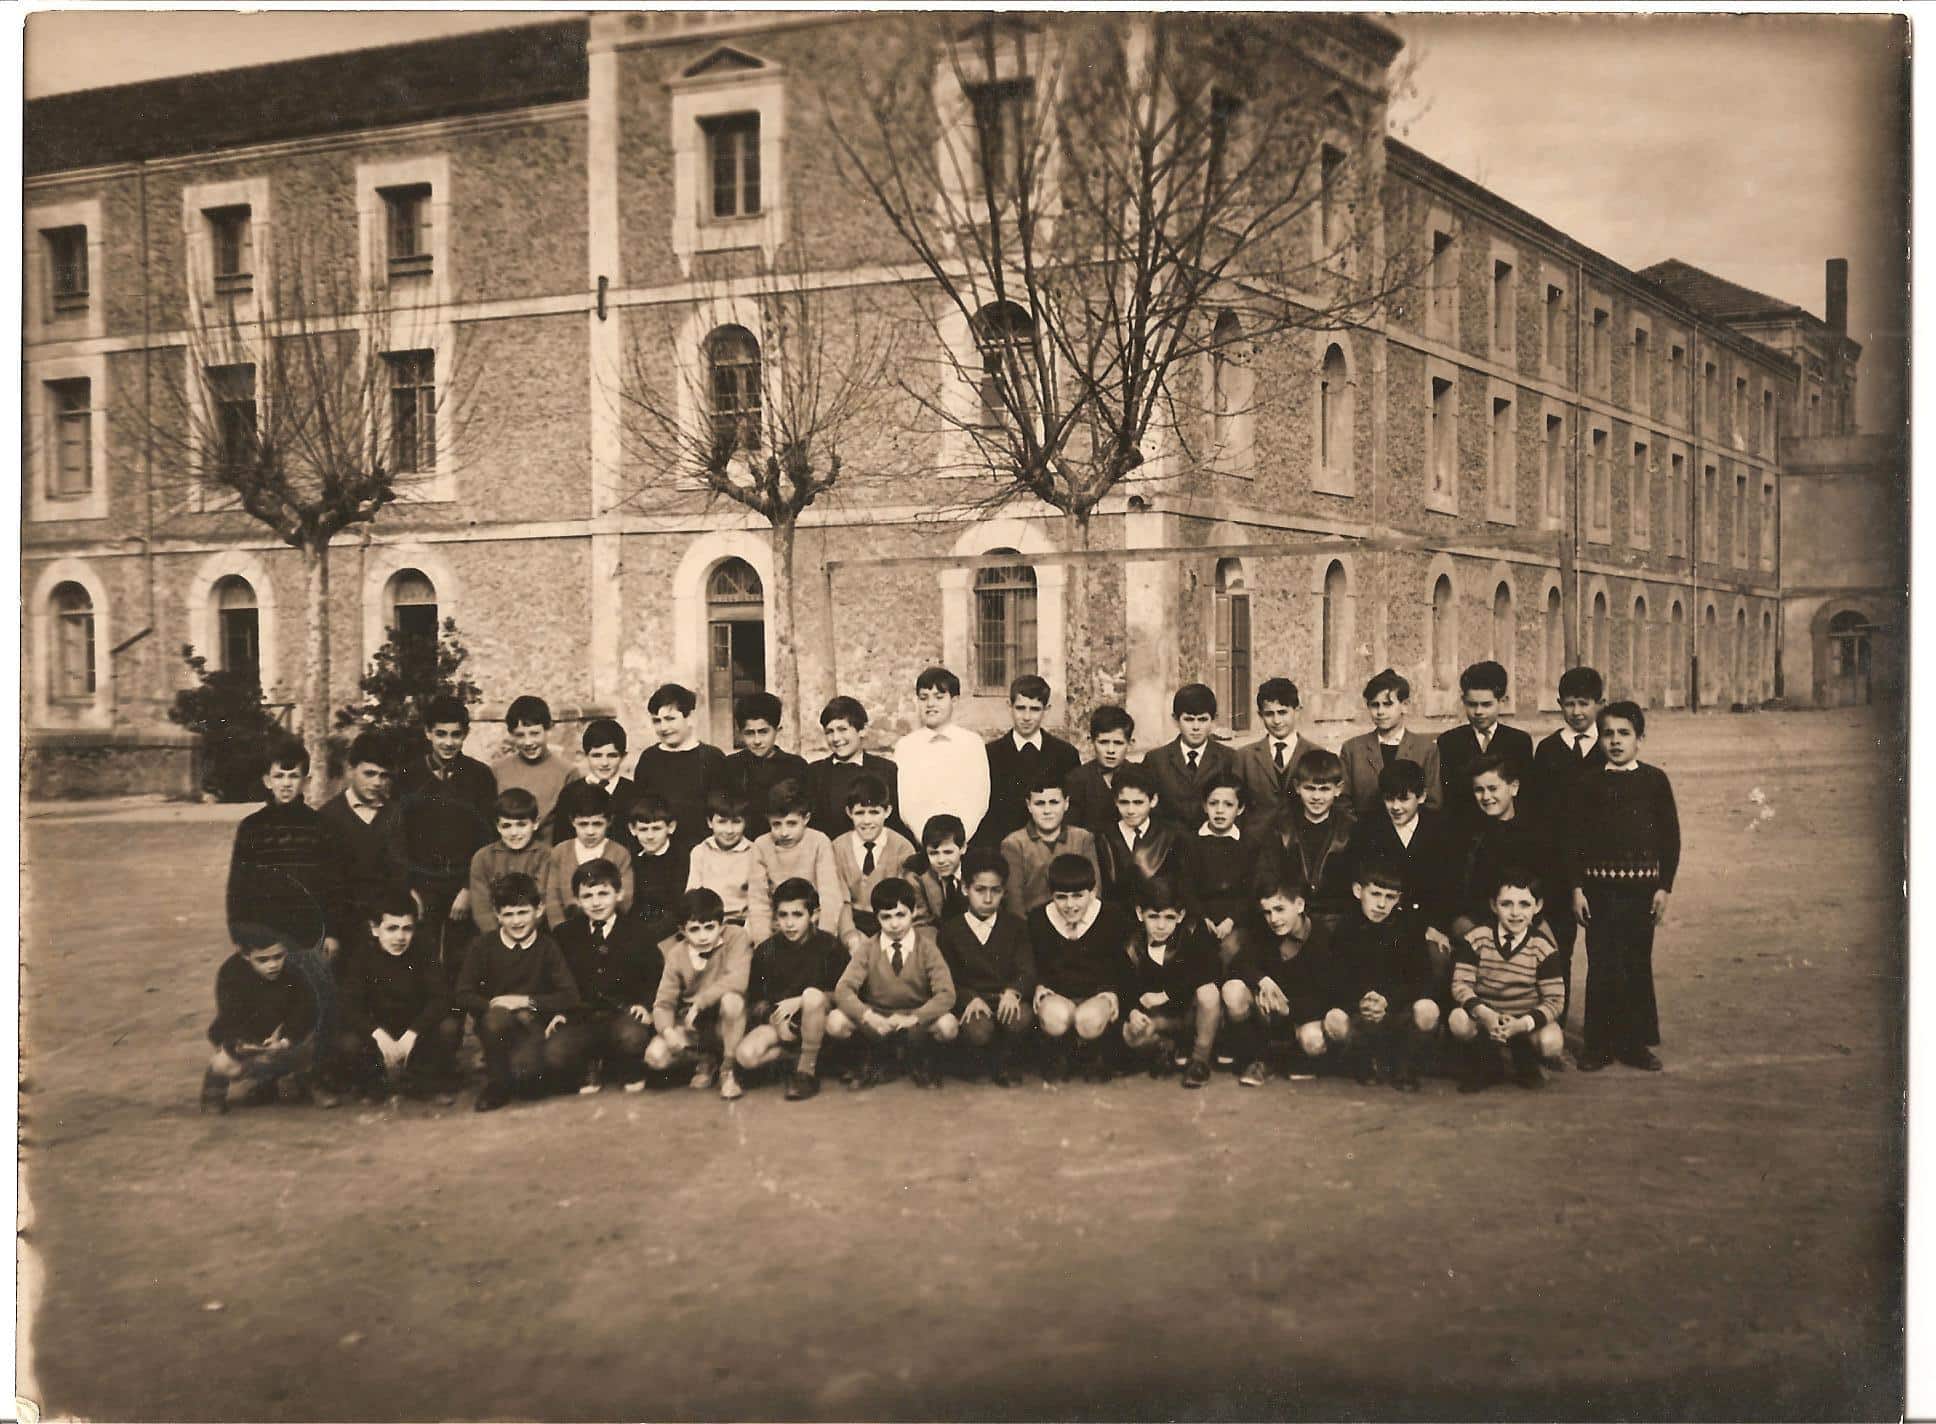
top-left (23, 8), bottom-right (1908, 428)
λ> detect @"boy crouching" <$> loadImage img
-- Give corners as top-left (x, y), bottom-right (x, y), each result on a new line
top-left (202, 927), bottom-right (320, 1113)
top-left (834, 878), bottom-right (957, 1090)
top-left (1448, 868), bottom-right (1566, 1092)
top-left (646, 888), bottom-right (754, 1100)
top-left (454, 872), bottom-right (583, 1112)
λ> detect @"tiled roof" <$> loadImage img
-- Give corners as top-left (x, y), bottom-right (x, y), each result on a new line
top-left (26, 18), bottom-right (589, 176)
top-left (1638, 259), bottom-right (1809, 322)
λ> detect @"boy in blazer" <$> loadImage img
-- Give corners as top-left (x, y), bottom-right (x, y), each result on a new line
top-left (320, 731), bottom-right (404, 923)
top-left (1067, 705), bottom-right (1136, 837)
top-left (981, 674), bottom-right (1082, 848)
top-left (1340, 668), bottom-right (1443, 822)
top-left (1232, 678), bottom-right (1324, 833)
top-left (1529, 665), bottom-right (1608, 826)
top-left (1438, 660), bottom-right (1534, 832)
top-left (1263, 748), bottom-right (1357, 930)
top-left (1146, 683), bottom-right (1238, 829)
top-left (1095, 763), bottom-right (1197, 912)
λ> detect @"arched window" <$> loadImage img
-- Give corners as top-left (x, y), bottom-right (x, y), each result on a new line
top-left (1207, 310), bottom-right (1252, 460)
top-left (1544, 586), bottom-right (1563, 697)
top-left (1319, 343), bottom-right (1352, 485)
top-left (1670, 600), bottom-right (1686, 696)
top-left (1322, 560), bottom-right (1349, 690)
top-left (51, 581), bottom-right (95, 701)
top-left (973, 302), bottom-right (1035, 428)
top-left (1591, 591), bottom-right (1609, 672)
top-left (1213, 559), bottom-right (1252, 731)
top-left (215, 575), bottom-right (261, 686)
top-left (1702, 604), bottom-right (1719, 705)
top-left (708, 558), bottom-right (763, 607)
top-left (1491, 581), bottom-right (1515, 692)
top-left (705, 324), bottom-right (762, 452)
top-left (387, 568), bottom-right (439, 683)
top-left (1733, 607), bottom-right (1747, 704)
top-left (1761, 609), bottom-right (1775, 699)
top-left (707, 558), bottom-right (766, 745)
top-left (974, 549), bottom-right (1038, 694)
top-left (1431, 574), bottom-right (1456, 690)
top-left (1631, 597), bottom-right (1649, 705)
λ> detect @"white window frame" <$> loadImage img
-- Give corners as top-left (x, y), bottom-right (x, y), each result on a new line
top-left (26, 198), bottom-right (106, 341)
top-left (932, 26), bottom-right (1063, 241)
top-left (1539, 264), bottom-right (1568, 380)
top-left (1629, 437), bottom-right (1651, 550)
top-left (1485, 377), bottom-right (1516, 524)
top-left (1424, 208), bottom-right (1458, 345)
top-left (357, 155), bottom-right (451, 308)
top-left (670, 49), bottom-right (788, 275)
top-left (1424, 356), bottom-right (1458, 514)
top-left (1630, 314), bottom-right (1653, 418)
top-left (1539, 397), bottom-right (1566, 532)
top-left (1587, 421), bottom-right (1611, 542)
top-left (674, 293), bottom-right (768, 489)
top-left (1487, 240), bottom-right (1517, 361)
top-left (1588, 292), bottom-right (1613, 398)
top-left (1311, 334), bottom-right (1354, 496)
top-left (182, 176), bottom-right (272, 327)
top-left (30, 354), bottom-right (109, 522)
top-left (186, 550), bottom-right (283, 699)
top-left (29, 558), bottom-right (113, 730)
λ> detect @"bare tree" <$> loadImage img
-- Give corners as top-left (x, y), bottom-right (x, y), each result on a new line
top-left (609, 227), bottom-right (901, 747)
top-left (831, 14), bottom-right (1418, 717)
top-left (134, 238), bottom-right (478, 796)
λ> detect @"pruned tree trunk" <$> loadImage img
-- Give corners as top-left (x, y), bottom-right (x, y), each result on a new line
top-left (301, 541), bottom-right (333, 805)
top-left (1062, 509), bottom-right (1100, 734)
top-left (770, 517), bottom-right (804, 751)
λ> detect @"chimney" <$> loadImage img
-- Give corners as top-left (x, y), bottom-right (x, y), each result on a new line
top-left (1825, 258), bottom-right (1849, 335)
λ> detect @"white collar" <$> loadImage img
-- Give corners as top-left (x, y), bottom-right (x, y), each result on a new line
top-left (345, 786), bottom-right (385, 819)
top-left (963, 912), bottom-right (998, 944)
top-left (1051, 899), bottom-right (1103, 940)
top-left (830, 751), bottom-right (864, 766)
top-left (1375, 727), bottom-right (1405, 746)
top-left (1472, 725), bottom-right (1495, 748)
top-left (1606, 759), bottom-right (1641, 773)
top-left (1392, 816), bottom-right (1419, 846)
top-left (657, 739), bottom-right (699, 754)
top-left (1562, 726), bottom-right (1599, 750)
top-left (1119, 821), bottom-right (1147, 847)
top-left (705, 836), bottom-right (748, 853)
top-left (1198, 824), bottom-right (1240, 840)
top-left (498, 927), bottom-right (536, 951)
top-left (1146, 937), bottom-right (1170, 965)
top-left (1012, 730), bottom-right (1043, 752)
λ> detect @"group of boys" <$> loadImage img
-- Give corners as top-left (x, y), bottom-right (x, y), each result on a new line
top-left (207, 660), bottom-right (1680, 1112)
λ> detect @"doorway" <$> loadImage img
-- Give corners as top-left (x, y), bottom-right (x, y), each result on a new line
top-left (1825, 609), bottom-right (1872, 708)
top-left (706, 558), bottom-right (765, 746)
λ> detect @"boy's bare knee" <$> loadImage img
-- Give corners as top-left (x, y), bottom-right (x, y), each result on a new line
top-left (734, 1032), bottom-right (771, 1070)
top-left (931, 1014), bottom-right (959, 1043)
top-left (1447, 1008), bottom-right (1477, 1041)
top-left (643, 1037), bottom-right (676, 1071)
top-left (1221, 981), bottom-right (1253, 1020)
top-left (1412, 1000), bottom-right (1441, 1033)
top-left (1073, 997), bottom-right (1114, 1040)
top-left (1122, 1017), bottom-right (1153, 1050)
top-left (1296, 1023), bottom-right (1327, 1058)
top-left (1323, 1008), bottom-right (1351, 1043)
top-left (1038, 997), bottom-right (1074, 1038)
top-left (718, 992), bottom-right (746, 1022)
top-left (1535, 1022), bottom-right (1564, 1058)
top-left (800, 987), bottom-right (827, 1012)
top-left (1194, 983), bottom-right (1222, 1015)
top-left (210, 1049), bottom-right (244, 1078)
top-left (825, 1009), bottom-right (855, 1039)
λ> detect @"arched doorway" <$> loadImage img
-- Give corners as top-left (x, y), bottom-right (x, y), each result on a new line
top-left (1825, 609), bottom-right (1873, 707)
top-left (706, 558), bottom-right (766, 745)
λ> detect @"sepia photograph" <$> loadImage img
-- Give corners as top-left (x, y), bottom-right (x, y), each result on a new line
top-left (16, 6), bottom-right (1910, 1419)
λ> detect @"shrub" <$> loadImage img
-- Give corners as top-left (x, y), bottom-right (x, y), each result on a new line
top-left (167, 646), bottom-right (288, 801)
top-left (331, 616), bottom-right (483, 774)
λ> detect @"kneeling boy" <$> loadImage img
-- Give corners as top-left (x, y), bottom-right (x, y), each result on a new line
top-left (935, 848), bottom-right (1036, 1086)
top-left (201, 928), bottom-right (320, 1113)
top-left (453, 872), bottom-right (583, 1112)
top-left (1029, 852), bottom-right (1133, 1082)
top-left (834, 878), bottom-right (957, 1089)
top-left (1325, 858), bottom-right (1441, 1091)
top-left (646, 888), bottom-right (754, 1100)
top-left (1121, 876), bottom-right (1227, 1089)
top-left (327, 891), bottom-right (462, 1103)
top-left (1448, 867), bottom-right (1566, 1091)
top-left (553, 860), bottom-right (664, 1093)
top-left (1251, 875), bottom-right (1336, 1080)
top-left (736, 876), bottom-right (855, 1101)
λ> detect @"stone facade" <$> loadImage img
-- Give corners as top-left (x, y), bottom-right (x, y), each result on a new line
top-left (23, 13), bottom-right (1863, 794)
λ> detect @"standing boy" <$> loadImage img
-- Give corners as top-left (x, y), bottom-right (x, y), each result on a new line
top-left (744, 779), bottom-right (847, 946)
top-left (735, 877), bottom-right (856, 1100)
top-left (1437, 660), bottom-right (1534, 833)
top-left (832, 774), bottom-right (918, 950)
top-left (321, 731), bottom-right (403, 923)
top-left (982, 675), bottom-right (1081, 847)
top-left (1566, 702), bottom-right (1680, 1073)
top-left (575, 718), bottom-right (639, 850)
top-left (468, 789), bottom-right (554, 937)
top-left (1029, 853), bottom-right (1134, 1082)
top-left (388, 695), bottom-right (497, 976)
top-left (625, 795), bottom-right (689, 939)
top-left (200, 928), bottom-right (320, 1114)
top-left (453, 872), bottom-right (582, 1111)
top-left (999, 771), bottom-right (1102, 921)
top-left (1352, 759), bottom-right (1460, 977)
top-left (835, 878), bottom-right (958, 1089)
top-left (491, 695), bottom-right (579, 844)
top-left (805, 696), bottom-right (903, 839)
top-left (1147, 683), bottom-right (1238, 830)
top-left (722, 692), bottom-right (809, 843)
top-left (936, 848), bottom-right (1036, 1087)
top-left (894, 666), bottom-right (991, 845)
top-left (1095, 763), bottom-right (1197, 911)
top-left (552, 860), bottom-right (663, 1093)
top-left (646, 888), bottom-right (755, 1099)
top-left (631, 683), bottom-right (728, 858)
top-left (1233, 678), bottom-right (1322, 833)
top-left (1067, 705), bottom-right (1135, 837)
top-left (1340, 669), bottom-right (1443, 822)
top-left (1529, 665), bottom-right (1608, 829)
top-left (544, 782), bottom-right (635, 928)
top-left (1262, 748), bottom-right (1357, 932)
top-left (684, 789), bottom-right (756, 927)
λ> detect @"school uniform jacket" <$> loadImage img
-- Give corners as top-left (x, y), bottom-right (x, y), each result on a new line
top-left (1095, 820), bottom-right (1200, 912)
top-left (982, 730), bottom-right (1083, 847)
top-left (1339, 729), bottom-right (1443, 822)
top-left (1145, 737), bottom-right (1240, 829)
top-left (1232, 732), bottom-right (1325, 833)
top-left (554, 914), bottom-right (665, 1018)
top-left (1529, 727), bottom-right (1607, 827)
top-left (333, 935), bottom-right (451, 1041)
top-left (1066, 760), bottom-right (1123, 838)
top-left (834, 927), bottom-right (956, 1025)
top-left (388, 752), bottom-right (498, 899)
top-left (559, 775), bottom-right (640, 852)
top-left (936, 911), bottom-right (1036, 1010)
top-left (1437, 722), bottom-right (1535, 830)
top-left (721, 748), bottom-right (811, 842)
top-left (1028, 901), bottom-right (1135, 1004)
top-left (1351, 806), bottom-right (1462, 933)
top-left (1260, 811), bottom-right (1357, 923)
top-left (909, 866), bottom-right (971, 929)
top-left (1123, 920), bottom-right (1223, 1019)
top-left (805, 752), bottom-right (906, 841)
top-left (630, 844), bottom-right (690, 931)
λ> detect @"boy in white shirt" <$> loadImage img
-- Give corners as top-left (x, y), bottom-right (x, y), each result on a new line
top-left (892, 666), bottom-right (991, 846)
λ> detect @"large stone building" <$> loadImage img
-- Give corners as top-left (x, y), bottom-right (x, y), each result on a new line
top-left (22, 13), bottom-right (1871, 794)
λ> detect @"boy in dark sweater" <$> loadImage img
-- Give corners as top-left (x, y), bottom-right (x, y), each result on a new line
top-left (388, 695), bottom-right (498, 976)
top-left (325, 891), bottom-right (461, 1104)
top-left (576, 718), bottom-right (640, 852)
top-left (453, 872), bottom-right (582, 1111)
top-left (981, 674), bottom-right (1082, 848)
top-left (320, 730), bottom-right (405, 924)
top-left (735, 877), bottom-right (856, 1100)
top-left (632, 682), bottom-right (728, 858)
top-left (1262, 748), bottom-right (1356, 931)
top-left (1249, 874), bottom-right (1336, 1079)
top-left (1194, 772), bottom-right (1261, 976)
top-left (1566, 701), bottom-right (1681, 1073)
top-left (626, 794), bottom-right (690, 943)
top-left (1121, 877), bottom-right (1226, 1088)
top-left (1324, 857), bottom-right (1441, 1091)
top-left (552, 859), bottom-right (664, 1094)
top-left (201, 928), bottom-right (320, 1113)
top-left (1353, 759), bottom-right (1460, 978)
top-left (934, 848), bottom-right (1036, 1087)
top-left (1028, 852), bottom-right (1133, 1082)
top-left (1448, 868), bottom-right (1567, 1092)
top-left (805, 695), bottom-right (907, 842)
top-left (1066, 704), bottom-right (1135, 837)
top-left (722, 692), bottom-right (810, 844)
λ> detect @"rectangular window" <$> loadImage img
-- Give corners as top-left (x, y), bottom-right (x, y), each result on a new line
top-left (47, 378), bottom-right (93, 499)
top-left (382, 184), bottom-right (433, 277)
top-left (969, 78), bottom-right (1034, 205)
top-left (1703, 360), bottom-right (1719, 429)
top-left (1429, 374), bottom-right (1455, 500)
top-left (207, 206), bottom-right (253, 295)
top-left (1429, 230), bottom-right (1456, 338)
top-left (974, 563), bottom-right (1039, 694)
top-left (1668, 343), bottom-right (1686, 419)
top-left (1671, 452), bottom-right (1687, 553)
top-left (55, 596), bottom-right (96, 700)
top-left (1492, 260), bottom-right (1514, 353)
top-left (1490, 394), bottom-right (1514, 516)
top-left (45, 226), bottom-right (89, 314)
top-left (703, 112), bottom-right (762, 219)
top-left (1544, 412), bottom-right (1564, 526)
top-left (1544, 284), bottom-right (1565, 369)
top-left (1631, 327), bottom-right (1651, 414)
top-left (1591, 307), bottom-right (1611, 393)
top-left (1762, 481), bottom-right (1777, 567)
top-left (1590, 428), bottom-right (1609, 537)
top-left (1319, 144), bottom-right (1346, 248)
top-left (386, 350), bottom-right (437, 474)
top-left (209, 364), bottom-right (257, 472)
top-left (1762, 388), bottom-right (1776, 452)
top-left (1734, 471), bottom-right (1748, 564)
top-left (1631, 441), bottom-right (1651, 545)
top-left (1733, 374), bottom-right (1749, 442)
top-left (1205, 88), bottom-right (1244, 198)
top-left (1702, 463), bottom-right (1718, 559)
top-left (1808, 390), bottom-right (1822, 434)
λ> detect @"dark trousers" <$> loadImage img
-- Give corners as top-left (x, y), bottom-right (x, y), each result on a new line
top-left (291, 940), bottom-right (335, 1069)
top-left (1582, 886), bottom-right (1661, 1056)
top-left (475, 1007), bottom-right (581, 1094)
top-left (1547, 915), bottom-right (1578, 1026)
top-left (552, 1012), bottom-right (653, 1084)
top-left (326, 1015), bottom-right (463, 1090)
top-left (412, 884), bottom-right (465, 989)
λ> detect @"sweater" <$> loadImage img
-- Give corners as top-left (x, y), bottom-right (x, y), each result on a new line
top-left (1247, 914), bottom-right (1337, 1022)
top-left (1328, 910), bottom-right (1438, 1013)
top-left (631, 843), bottom-right (690, 927)
top-left (685, 836), bottom-right (756, 922)
top-left (544, 838), bottom-right (635, 928)
top-left (489, 748), bottom-right (578, 843)
top-left (554, 914), bottom-right (665, 1016)
top-left (1565, 762), bottom-right (1682, 892)
top-left (1451, 921), bottom-right (1566, 1028)
top-left (652, 926), bottom-right (755, 1028)
top-left (744, 829), bottom-right (847, 944)
top-left (834, 927), bottom-right (956, 1025)
top-left (935, 911), bottom-right (1036, 1008)
top-left (468, 841), bottom-right (555, 934)
top-left (452, 928), bottom-right (581, 1017)
top-left (319, 793), bottom-right (406, 920)
top-left (1192, 829), bottom-right (1261, 924)
top-left (1452, 809), bottom-right (1572, 939)
top-left (1353, 806), bottom-right (1462, 933)
top-left (832, 828), bottom-right (918, 936)
top-left (982, 730), bottom-right (1083, 846)
top-left (721, 747), bottom-right (811, 842)
top-left (746, 927), bottom-right (851, 1009)
top-left (631, 741), bottom-right (729, 855)
top-left (1123, 920), bottom-right (1222, 1015)
top-left (1028, 901), bottom-right (1134, 1004)
top-left (333, 935), bottom-right (450, 1040)
top-left (1065, 760), bottom-right (1122, 838)
top-left (999, 823), bottom-right (1102, 920)
top-left (208, 952), bottom-right (318, 1050)
top-left (226, 799), bottom-right (350, 947)
top-left (389, 752), bottom-right (498, 897)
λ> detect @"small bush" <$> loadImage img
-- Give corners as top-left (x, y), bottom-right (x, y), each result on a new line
top-left (167, 646), bottom-right (288, 801)
top-left (331, 616), bottom-right (483, 774)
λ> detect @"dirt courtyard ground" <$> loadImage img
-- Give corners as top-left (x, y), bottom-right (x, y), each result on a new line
top-left (18, 708), bottom-right (1905, 1421)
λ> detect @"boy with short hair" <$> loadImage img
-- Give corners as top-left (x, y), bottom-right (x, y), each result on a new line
top-left (388, 695), bottom-right (498, 976)
top-left (1438, 660), bottom-right (1534, 831)
top-left (1448, 867), bottom-right (1567, 1092)
top-left (894, 666), bottom-right (991, 845)
top-left (685, 788), bottom-right (756, 927)
top-left (833, 774), bottom-right (918, 950)
top-left (1324, 858), bottom-right (1441, 1091)
top-left (736, 877), bottom-right (856, 1101)
top-left (722, 692), bottom-right (810, 843)
top-left (1194, 772), bottom-right (1260, 979)
top-left (999, 770), bottom-right (1102, 920)
top-left (935, 848), bottom-right (1036, 1087)
top-left (326, 891), bottom-right (462, 1104)
top-left (551, 859), bottom-right (663, 1094)
top-left (1340, 669), bottom-right (1443, 821)
top-left (646, 888), bottom-right (755, 1099)
top-left (1263, 748), bottom-right (1356, 931)
top-left (632, 683), bottom-right (729, 858)
top-left (1121, 877), bottom-right (1227, 1089)
top-left (744, 778), bottom-right (847, 945)
top-left (1529, 665), bottom-right (1608, 829)
top-left (200, 928), bottom-right (320, 1113)
top-left (1029, 852), bottom-right (1134, 1082)
top-left (1095, 763), bottom-right (1197, 911)
top-left (575, 718), bottom-right (639, 850)
top-left (908, 815), bottom-right (971, 928)
top-left (983, 674), bottom-right (1082, 847)
top-left (468, 788), bottom-right (554, 935)
top-left (1249, 875), bottom-right (1337, 1080)
top-left (1353, 759), bottom-right (1460, 974)
top-left (1233, 678), bottom-right (1323, 832)
top-left (545, 782), bottom-right (636, 928)
top-left (321, 730), bottom-right (404, 922)
top-left (1067, 705), bottom-right (1135, 837)
top-left (1148, 683), bottom-right (1238, 829)
top-left (805, 696), bottom-right (903, 838)
top-left (453, 872), bottom-right (583, 1112)
top-left (834, 878), bottom-right (958, 1089)
top-left (491, 695), bottom-right (579, 844)
top-left (626, 795), bottom-right (689, 937)
top-left (1566, 701), bottom-right (1680, 1073)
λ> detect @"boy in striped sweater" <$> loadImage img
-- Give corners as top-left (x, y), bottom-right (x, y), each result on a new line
top-left (1448, 867), bottom-right (1567, 1092)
